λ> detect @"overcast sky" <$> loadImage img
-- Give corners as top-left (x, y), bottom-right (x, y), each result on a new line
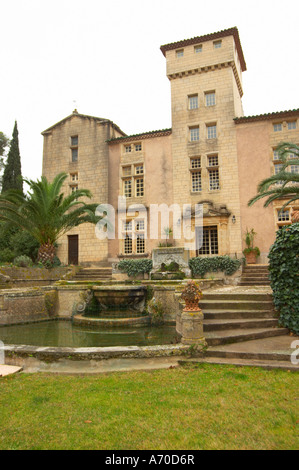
top-left (0, 0), bottom-right (298, 183)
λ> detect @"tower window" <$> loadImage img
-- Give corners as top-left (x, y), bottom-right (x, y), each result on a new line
top-left (213, 40), bottom-right (222, 49)
top-left (190, 126), bottom-right (200, 142)
top-left (188, 95), bottom-right (198, 110)
top-left (205, 92), bottom-right (216, 107)
top-left (207, 124), bottom-right (217, 139)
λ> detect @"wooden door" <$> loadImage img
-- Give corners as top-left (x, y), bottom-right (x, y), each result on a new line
top-left (68, 235), bottom-right (79, 265)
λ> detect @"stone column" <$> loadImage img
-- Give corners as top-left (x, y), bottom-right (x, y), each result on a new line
top-left (179, 280), bottom-right (207, 348)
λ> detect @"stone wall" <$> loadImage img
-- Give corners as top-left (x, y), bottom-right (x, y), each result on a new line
top-left (0, 266), bottom-right (78, 288)
top-left (0, 288), bottom-right (57, 325)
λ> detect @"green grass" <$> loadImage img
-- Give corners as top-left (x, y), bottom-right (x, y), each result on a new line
top-left (0, 364), bottom-right (298, 450)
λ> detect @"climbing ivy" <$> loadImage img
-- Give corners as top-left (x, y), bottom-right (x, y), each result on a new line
top-left (268, 223), bottom-right (299, 335)
top-left (189, 256), bottom-right (241, 278)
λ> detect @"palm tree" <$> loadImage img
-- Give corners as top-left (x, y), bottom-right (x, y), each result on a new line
top-left (0, 173), bottom-right (102, 265)
top-left (248, 142), bottom-right (299, 210)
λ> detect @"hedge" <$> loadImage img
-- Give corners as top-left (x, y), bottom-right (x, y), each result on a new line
top-left (268, 223), bottom-right (299, 335)
top-left (118, 259), bottom-right (153, 277)
top-left (189, 256), bottom-right (241, 278)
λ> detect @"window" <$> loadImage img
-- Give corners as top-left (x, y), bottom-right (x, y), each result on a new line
top-left (135, 178), bottom-right (144, 197)
top-left (205, 91), bottom-right (216, 107)
top-left (190, 126), bottom-right (200, 142)
top-left (194, 45), bottom-right (202, 53)
top-left (122, 166), bottom-right (131, 177)
top-left (290, 165), bottom-right (299, 174)
top-left (125, 145), bottom-right (132, 153)
top-left (208, 155), bottom-right (219, 167)
top-left (135, 164), bottom-right (144, 175)
top-left (188, 94), bottom-right (198, 110)
top-left (191, 157), bottom-right (201, 169)
top-left (176, 49), bottom-right (184, 58)
top-left (70, 135), bottom-right (78, 162)
top-left (213, 40), bottom-right (222, 49)
top-left (209, 169), bottom-right (220, 190)
top-left (135, 143), bottom-right (142, 152)
top-left (197, 226), bottom-right (218, 255)
top-left (273, 123), bottom-right (282, 132)
top-left (122, 164), bottom-right (145, 198)
top-left (191, 172), bottom-right (202, 192)
top-left (122, 219), bottom-right (146, 255)
top-left (123, 179), bottom-right (132, 198)
top-left (288, 121), bottom-right (297, 130)
top-left (124, 235), bottom-right (133, 255)
top-left (71, 136), bottom-right (78, 147)
top-left (277, 209), bottom-right (290, 223)
top-left (207, 124), bottom-right (217, 139)
top-left (70, 173), bottom-right (78, 181)
top-left (273, 150), bottom-right (280, 161)
top-left (70, 184), bottom-right (78, 196)
top-left (71, 148), bottom-right (78, 162)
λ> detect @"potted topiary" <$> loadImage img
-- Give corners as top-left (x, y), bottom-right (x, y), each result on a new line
top-left (243, 228), bottom-right (260, 264)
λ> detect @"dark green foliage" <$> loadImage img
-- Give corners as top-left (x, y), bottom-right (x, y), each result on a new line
top-left (118, 259), bottom-right (153, 277)
top-left (189, 256), bottom-right (241, 278)
top-left (2, 121), bottom-right (23, 193)
top-left (0, 248), bottom-right (15, 263)
top-left (0, 222), bottom-right (39, 262)
top-left (268, 223), bottom-right (299, 335)
top-left (10, 230), bottom-right (40, 260)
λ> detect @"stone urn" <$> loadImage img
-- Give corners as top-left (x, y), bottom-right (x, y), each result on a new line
top-left (179, 281), bottom-right (206, 348)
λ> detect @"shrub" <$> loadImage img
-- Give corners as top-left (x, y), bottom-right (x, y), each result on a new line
top-left (0, 248), bottom-right (15, 263)
top-left (118, 259), bottom-right (153, 277)
top-left (189, 256), bottom-right (241, 278)
top-left (13, 255), bottom-right (33, 267)
top-left (268, 223), bottom-right (299, 335)
top-left (10, 231), bottom-right (39, 261)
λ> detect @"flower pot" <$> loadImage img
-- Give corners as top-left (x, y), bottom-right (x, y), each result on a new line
top-left (245, 251), bottom-right (257, 264)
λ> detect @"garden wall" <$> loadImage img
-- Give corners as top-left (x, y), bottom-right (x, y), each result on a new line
top-left (0, 266), bottom-right (78, 287)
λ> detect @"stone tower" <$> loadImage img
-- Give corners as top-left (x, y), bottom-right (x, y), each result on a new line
top-left (160, 27), bottom-right (247, 258)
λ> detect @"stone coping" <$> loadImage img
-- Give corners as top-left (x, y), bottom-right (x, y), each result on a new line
top-left (4, 343), bottom-right (192, 361)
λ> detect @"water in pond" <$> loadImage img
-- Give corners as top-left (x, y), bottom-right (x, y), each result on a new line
top-left (0, 320), bottom-right (178, 348)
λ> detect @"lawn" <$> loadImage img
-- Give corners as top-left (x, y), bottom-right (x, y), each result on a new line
top-left (0, 364), bottom-right (298, 450)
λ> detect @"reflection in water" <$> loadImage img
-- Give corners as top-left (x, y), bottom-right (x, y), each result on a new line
top-left (0, 320), bottom-right (178, 348)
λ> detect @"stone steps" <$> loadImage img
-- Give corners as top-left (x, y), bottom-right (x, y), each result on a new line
top-left (204, 318), bottom-right (279, 331)
top-left (198, 289), bottom-right (288, 348)
top-left (204, 310), bottom-right (276, 319)
top-left (180, 356), bottom-right (299, 372)
top-left (72, 268), bottom-right (113, 281)
top-left (205, 327), bottom-right (289, 346)
top-left (199, 299), bottom-right (274, 311)
top-left (240, 265), bottom-right (270, 286)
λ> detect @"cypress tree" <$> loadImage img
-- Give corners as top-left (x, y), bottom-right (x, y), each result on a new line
top-left (2, 121), bottom-right (23, 193)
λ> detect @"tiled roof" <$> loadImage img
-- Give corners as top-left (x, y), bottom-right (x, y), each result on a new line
top-left (41, 111), bottom-right (126, 136)
top-left (160, 27), bottom-right (246, 72)
top-left (108, 128), bottom-right (172, 144)
top-left (234, 109), bottom-right (299, 124)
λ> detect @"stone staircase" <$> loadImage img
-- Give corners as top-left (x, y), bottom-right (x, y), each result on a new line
top-left (240, 265), bottom-right (270, 286)
top-left (71, 267), bottom-right (112, 282)
top-left (199, 291), bottom-right (288, 347)
top-left (190, 289), bottom-right (298, 370)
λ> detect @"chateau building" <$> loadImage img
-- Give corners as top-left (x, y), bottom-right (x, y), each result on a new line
top-left (42, 27), bottom-right (299, 266)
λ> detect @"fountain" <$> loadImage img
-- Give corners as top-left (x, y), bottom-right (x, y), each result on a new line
top-left (72, 285), bottom-right (150, 328)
